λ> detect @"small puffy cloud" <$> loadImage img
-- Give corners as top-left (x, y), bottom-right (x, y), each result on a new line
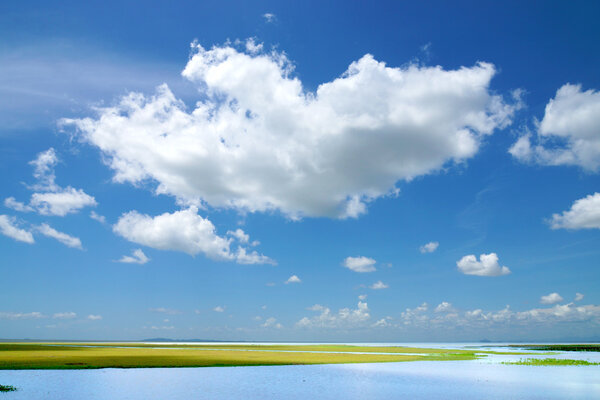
top-left (244, 38), bottom-right (263, 55)
top-left (113, 207), bottom-right (274, 264)
top-left (261, 305), bottom-right (267, 310)
top-left (358, 294), bottom-right (367, 300)
top-left (510, 84), bottom-right (600, 171)
top-left (372, 318), bottom-right (391, 328)
top-left (419, 241), bottom-right (439, 253)
top-left (30, 187), bottom-right (97, 216)
top-left (285, 275), bottom-right (301, 284)
top-left (117, 249), bottom-right (150, 264)
top-left (37, 223), bottom-right (82, 249)
top-left (263, 13), bottom-right (276, 23)
top-left (297, 301), bottom-right (370, 329)
top-left (456, 253), bottom-right (510, 277)
top-left (53, 312), bottom-right (76, 319)
top-left (0, 311), bottom-right (44, 319)
top-left (434, 301), bottom-right (456, 313)
top-left (90, 211), bottom-right (106, 224)
top-left (549, 193), bottom-right (600, 230)
top-left (370, 280), bottom-right (389, 290)
top-left (0, 215), bottom-right (34, 243)
top-left (575, 293), bottom-right (585, 302)
top-left (227, 228), bottom-right (249, 243)
top-left (342, 256), bottom-right (376, 273)
top-left (213, 306), bottom-right (225, 312)
top-left (262, 317), bottom-right (283, 329)
top-left (87, 314), bottom-right (102, 320)
top-left (149, 307), bottom-right (182, 315)
top-left (540, 292), bottom-right (564, 305)
top-left (64, 42), bottom-right (518, 220)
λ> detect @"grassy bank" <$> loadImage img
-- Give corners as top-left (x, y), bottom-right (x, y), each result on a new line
top-left (510, 344), bottom-right (600, 352)
top-left (0, 342), bottom-right (486, 369)
top-left (502, 358), bottom-right (600, 366)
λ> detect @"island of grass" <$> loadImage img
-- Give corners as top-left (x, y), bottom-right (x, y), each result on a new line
top-left (0, 385), bottom-right (17, 392)
top-left (502, 358), bottom-right (600, 366)
top-left (510, 344), bottom-right (600, 352)
top-left (0, 342), bottom-right (526, 370)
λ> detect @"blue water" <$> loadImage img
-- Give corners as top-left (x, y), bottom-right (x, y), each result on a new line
top-left (1, 344), bottom-right (599, 399)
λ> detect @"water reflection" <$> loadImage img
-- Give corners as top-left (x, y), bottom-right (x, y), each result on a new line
top-left (1, 345), bottom-right (599, 399)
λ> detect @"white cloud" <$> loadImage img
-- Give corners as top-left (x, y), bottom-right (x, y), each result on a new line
top-left (0, 215), bottom-right (34, 243)
top-left (30, 187), bottom-right (97, 216)
top-left (549, 192), bottom-right (600, 230)
top-left (65, 42), bottom-right (518, 220)
top-left (87, 314), bottom-right (102, 320)
top-left (575, 293), bottom-right (585, 302)
top-left (149, 307), bottom-right (182, 315)
top-left (372, 318), bottom-right (391, 328)
top-left (419, 241), bottom-right (439, 253)
top-left (358, 294), bottom-right (367, 300)
top-left (4, 197), bottom-right (33, 212)
top-left (261, 317), bottom-right (283, 329)
top-left (227, 228), bottom-right (249, 243)
top-left (342, 256), bottom-right (376, 273)
top-left (213, 306), bottom-right (225, 312)
top-left (510, 84), bottom-right (600, 171)
top-left (285, 275), bottom-right (301, 284)
top-left (456, 253), bottom-right (510, 277)
top-left (540, 292), bottom-right (564, 305)
top-left (297, 301), bottom-right (370, 329)
top-left (263, 13), bottom-right (276, 23)
top-left (0, 311), bottom-right (44, 319)
top-left (244, 38), bottom-right (263, 55)
top-left (117, 248), bottom-right (150, 264)
top-left (370, 280), bottom-right (389, 290)
top-left (53, 312), bottom-right (77, 319)
top-left (113, 207), bottom-right (274, 264)
top-left (150, 325), bottom-right (175, 330)
top-left (37, 223), bottom-right (83, 249)
top-left (434, 301), bottom-right (456, 313)
top-left (29, 148), bottom-right (59, 191)
top-left (90, 211), bottom-right (107, 224)
top-left (6, 148), bottom-right (96, 216)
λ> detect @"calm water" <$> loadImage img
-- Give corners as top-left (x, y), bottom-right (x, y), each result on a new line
top-left (1, 344), bottom-right (599, 399)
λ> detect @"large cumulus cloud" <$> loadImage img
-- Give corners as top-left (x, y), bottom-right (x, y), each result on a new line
top-left (64, 41), bottom-right (519, 219)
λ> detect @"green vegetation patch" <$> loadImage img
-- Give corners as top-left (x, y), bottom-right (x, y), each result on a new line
top-left (502, 358), bottom-right (600, 366)
top-left (510, 344), bottom-right (600, 352)
top-left (0, 342), bottom-right (487, 369)
top-left (0, 385), bottom-right (17, 392)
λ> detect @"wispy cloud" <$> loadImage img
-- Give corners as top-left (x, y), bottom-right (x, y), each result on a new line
top-left (0, 215), bottom-right (34, 244)
top-left (37, 223), bottom-right (82, 249)
top-left (149, 307), bottom-right (182, 315)
top-left (117, 249), bottom-right (150, 265)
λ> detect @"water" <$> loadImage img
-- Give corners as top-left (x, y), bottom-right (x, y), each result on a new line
top-left (1, 344), bottom-right (599, 399)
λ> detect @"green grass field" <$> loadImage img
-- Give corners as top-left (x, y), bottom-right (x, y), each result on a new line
top-left (0, 343), bottom-right (489, 369)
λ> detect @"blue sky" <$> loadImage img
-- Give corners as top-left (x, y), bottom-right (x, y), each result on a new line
top-left (1, 1), bottom-right (599, 342)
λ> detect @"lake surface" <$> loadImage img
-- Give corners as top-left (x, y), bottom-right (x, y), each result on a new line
top-left (1, 344), bottom-right (599, 399)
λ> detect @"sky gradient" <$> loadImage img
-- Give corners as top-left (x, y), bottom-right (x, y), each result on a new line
top-left (1, 0), bottom-right (599, 342)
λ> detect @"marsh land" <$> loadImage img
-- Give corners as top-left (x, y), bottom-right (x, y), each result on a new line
top-left (0, 342), bottom-right (513, 369)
